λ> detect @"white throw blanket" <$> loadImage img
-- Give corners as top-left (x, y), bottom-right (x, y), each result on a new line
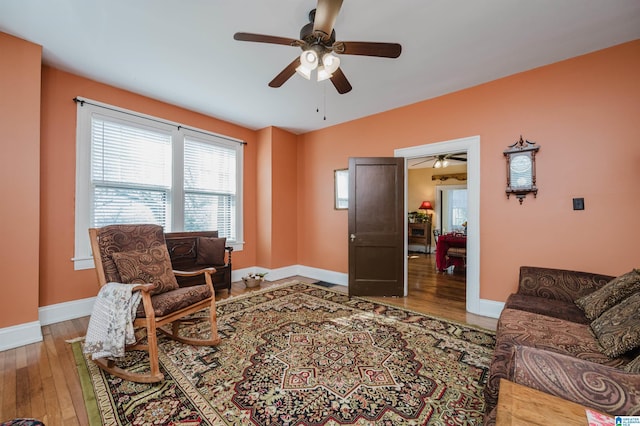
top-left (83, 282), bottom-right (143, 360)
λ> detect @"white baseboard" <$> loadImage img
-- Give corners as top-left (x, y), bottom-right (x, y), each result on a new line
top-left (0, 321), bottom-right (43, 352)
top-left (231, 267), bottom-right (253, 283)
top-left (476, 299), bottom-right (505, 319)
top-left (295, 265), bottom-right (348, 286)
top-left (39, 296), bottom-right (96, 326)
top-left (263, 265), bottom-right (302, 282)
top-left (235, 265), bottom-right (348, 286)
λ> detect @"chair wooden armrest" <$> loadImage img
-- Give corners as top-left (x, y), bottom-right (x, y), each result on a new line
top-left (131, 283), bottom-right (159, 293)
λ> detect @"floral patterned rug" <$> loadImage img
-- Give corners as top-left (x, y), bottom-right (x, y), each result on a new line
top-left (72, 281), bottom-right (495, 425)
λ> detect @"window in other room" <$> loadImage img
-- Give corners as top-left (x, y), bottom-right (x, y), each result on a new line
top-left (437, 185), bottom-right (467, 233)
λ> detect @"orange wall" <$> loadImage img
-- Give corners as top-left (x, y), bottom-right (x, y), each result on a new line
top-left (0, 33), bottom-right (42, 328)
top-left (4, 31), bottom-right (639, 317)
top-left (298, 40), bottom-right (640, 302)
top-left (256, 127), bottom-right (298, 269)
top-left (256, 128), bottom-right (273, 267)
top-left (270, 127), bottom-right (298, 268)
top-left (39, 66), bottom-right (259, 306)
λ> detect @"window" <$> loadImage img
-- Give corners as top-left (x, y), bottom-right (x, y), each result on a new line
top-left (449, 189), bottom-right (468, 229)
top-left (437, 185), bottom-right (467, 233)
top-left (183, 136), bottom-right (237, 236)
top-left (74, 98), bottom-right (244, 270)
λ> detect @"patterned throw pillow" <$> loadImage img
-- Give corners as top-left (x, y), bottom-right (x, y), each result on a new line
top-left (112, 245), bottom-right (179, 295)
top-left (591, 292), bottom-right (640, 358)
top-left (575, 269), bottom-right (640, 320)
top-left (196, 237), bottom-right (227, 265)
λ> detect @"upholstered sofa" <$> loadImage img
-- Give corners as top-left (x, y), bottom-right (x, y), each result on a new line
top-left (164, 231), bottom-right (233, 293)
top-left (484, 266), bottom-right (640, 424)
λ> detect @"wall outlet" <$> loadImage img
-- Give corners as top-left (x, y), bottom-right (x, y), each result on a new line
top-left (573, 198), bottom-right (585, 210)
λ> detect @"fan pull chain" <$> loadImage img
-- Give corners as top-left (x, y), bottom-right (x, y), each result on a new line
top-left (316, 83), bottom-right (327, 121)
top-left (324, 84), bottom-right (327, 121)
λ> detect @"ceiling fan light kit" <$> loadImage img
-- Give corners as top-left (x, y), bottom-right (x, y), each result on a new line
top-left (433, 158), bottom-right (449, 168)
top-left (296, 50), bottom-right (340, 81)
top-left (233, 0), bottom-right (401, 94)
top-left (316, 66), bottom-right (332, 82)
top-left (295, 63), bottom-right (312, 80)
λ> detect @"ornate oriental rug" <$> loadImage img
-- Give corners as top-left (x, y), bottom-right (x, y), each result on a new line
top-left (72, 281), bottom-right (495, 425)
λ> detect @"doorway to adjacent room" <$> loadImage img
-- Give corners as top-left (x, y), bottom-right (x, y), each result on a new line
top-left (395, 135), bottom-right (481, 315)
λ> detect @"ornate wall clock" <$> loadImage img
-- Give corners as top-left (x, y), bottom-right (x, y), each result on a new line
top-left (504, 136), bottom-right (540, 204)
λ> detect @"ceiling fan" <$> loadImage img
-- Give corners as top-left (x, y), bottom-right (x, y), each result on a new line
top-left (412, 153), bottom-right (468, 169)
top-left (233, 0), bottom-right (402, 94)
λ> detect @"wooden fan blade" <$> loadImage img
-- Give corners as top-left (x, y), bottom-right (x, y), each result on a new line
top-left (330, 67), bottom-right (352, 94)
top-left (234, 32), bottom-right (302, 47)
top-left (269, 57), bottom-right (301, 88)
top-left (313, 0), bottom-right (343, 39)
top-left (411, 158), bottom-right (432, 167)
top-left (333, 41), bottom-right (402, 58)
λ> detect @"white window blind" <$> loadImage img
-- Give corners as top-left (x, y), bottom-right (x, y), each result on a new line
top-left (184, 137), bottom-right (236, 237)
top-left (91, 115), bottom-right (172, 227)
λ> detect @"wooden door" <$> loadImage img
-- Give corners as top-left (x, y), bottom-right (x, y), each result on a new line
top-left (348, 157), bottom-right (405, 296)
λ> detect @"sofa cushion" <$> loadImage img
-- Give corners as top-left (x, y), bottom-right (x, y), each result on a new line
top-left (575, 269), bottom-right (640, 321)
top-left (112, 246), bottom-right (179, 295)
top-left (591, 292), bottom-right (640, 358)
top-left (196, 237), bottom-right (226, 265)
top-left (505, 293), bottom-right (590, 324)
top-left (485, 308), bottom-right (628, 410)
top-left (136, 284), bottom-right (212, 318)
top-left (509, 346), bottom-right (640, 416)
top-left (495, 309), bottom-right (621, 364)
top-left (517, 266), bottom-right (614, 304)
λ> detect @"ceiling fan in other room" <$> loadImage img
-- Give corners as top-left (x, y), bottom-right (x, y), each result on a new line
top-left (411, 153), bottom-right (468, 169)
top-left (433, 153), bottom-right (468, 168)
top-left (233, 0), bottom-right (402, 94)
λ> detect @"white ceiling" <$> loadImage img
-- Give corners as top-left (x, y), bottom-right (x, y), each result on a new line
top-left (1, 1), bottom-right (639, 134)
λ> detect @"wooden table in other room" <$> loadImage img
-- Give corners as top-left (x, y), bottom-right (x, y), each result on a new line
top-left (496, 379), bottom-right (612, 425)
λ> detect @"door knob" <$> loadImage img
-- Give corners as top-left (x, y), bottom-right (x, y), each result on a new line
top-left (350, 233), bottom-right (356, 242)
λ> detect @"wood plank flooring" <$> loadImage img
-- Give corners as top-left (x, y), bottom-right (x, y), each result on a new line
top-left (0, 253), bottom-right (496, 424)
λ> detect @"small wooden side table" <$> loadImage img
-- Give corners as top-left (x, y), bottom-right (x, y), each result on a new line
top-left (408, 221), bottom-right (432, 253)
top-left (496, 379), bottom-right (612, 425)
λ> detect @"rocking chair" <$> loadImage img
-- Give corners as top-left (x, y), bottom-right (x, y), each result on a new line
top-left (88, 224), bottom-right (221, 383)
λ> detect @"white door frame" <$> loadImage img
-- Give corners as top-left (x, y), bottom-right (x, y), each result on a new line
top-left (395, 135), bottom-right (481, 315)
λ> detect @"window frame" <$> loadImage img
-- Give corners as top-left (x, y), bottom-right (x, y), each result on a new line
top-left (434, 184), bottom-right (467, 234)
top-left (73, 98), bottom-right (244, 270)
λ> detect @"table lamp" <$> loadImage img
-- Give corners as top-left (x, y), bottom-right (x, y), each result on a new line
top-left (418, 201), bottom-right (433, 221)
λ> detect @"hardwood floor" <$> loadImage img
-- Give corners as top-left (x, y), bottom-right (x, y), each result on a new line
top-left (0, 254), bottom-right (496, 424)
top-left (370, 252), bottom-right (498, 331)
